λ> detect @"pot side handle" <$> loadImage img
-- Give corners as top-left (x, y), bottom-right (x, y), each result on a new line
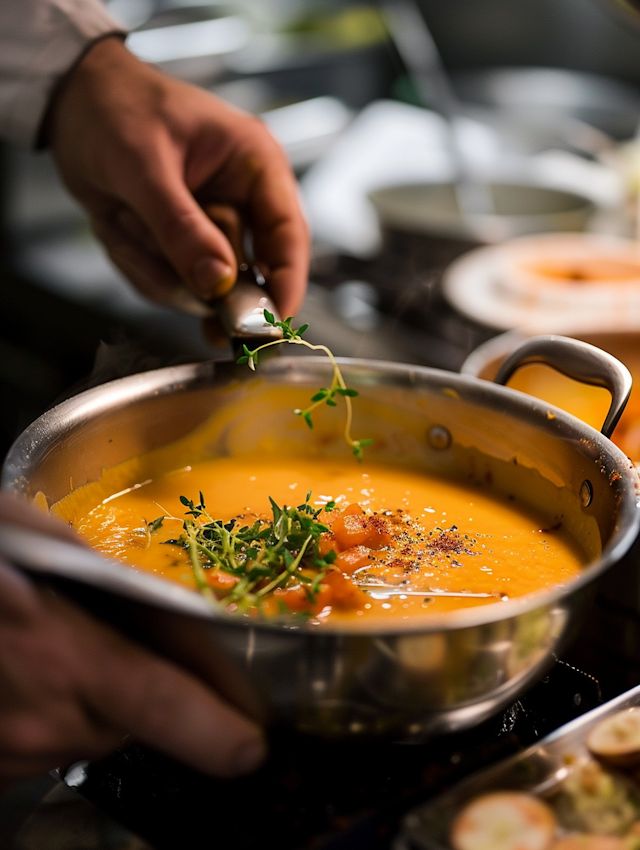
top-left (493, 334), bottom-right (632, 439)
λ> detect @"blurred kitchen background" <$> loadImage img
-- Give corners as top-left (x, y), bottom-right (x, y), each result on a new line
top-left (4, 0), bottom-right (640, 460)
top-left (7, 3), bottom-right (640, 846)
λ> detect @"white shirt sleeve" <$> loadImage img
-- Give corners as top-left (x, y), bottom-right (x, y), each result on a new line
top-left (0, 0), bottom-right (127, 148)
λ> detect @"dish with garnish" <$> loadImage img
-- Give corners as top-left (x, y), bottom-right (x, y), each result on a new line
top-left (2, 331), bottom-right (639, 738)
top-left (400, 685), bottom-right (640, 850)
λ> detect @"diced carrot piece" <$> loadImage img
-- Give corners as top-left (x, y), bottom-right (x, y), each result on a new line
top-left (272, 585), bottom-right (309, 612)
top-left (323, 503), bottom-right (364, 527)
top-left (318, 532), bottom-right (338, 557)
top-left (334, 544), bottom-right (373, 575)
top-left (311, 583), bottom-right (334, 611)
top-left (255, 596), bottom-right (279, 618)
top-left (273, 583), bottom-right (333, 614)
top-left (331, 511), bottom-right (392, 551)
top-left (341, 503), bottom-right (366, 517)
top-left (331, 513), bottom-right (372, 548)
top-left (206, 570), bottom-right (238, 591)
top-left (322, 571), bottom-right (368, 609)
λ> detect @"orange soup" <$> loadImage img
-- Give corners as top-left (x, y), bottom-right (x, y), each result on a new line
top-left (55, 456), bottom-right (586, 626)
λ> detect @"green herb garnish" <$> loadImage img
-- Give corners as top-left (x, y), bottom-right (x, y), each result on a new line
top-left (147, 516), bottom-right (165, 533)
top-left (236, 311), bottom-right (372, 461)
top-left (152, 491), bottom-right (338, 613)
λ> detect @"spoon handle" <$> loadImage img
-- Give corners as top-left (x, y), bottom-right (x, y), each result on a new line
top-left (357, 584), bottom-right (495, 599)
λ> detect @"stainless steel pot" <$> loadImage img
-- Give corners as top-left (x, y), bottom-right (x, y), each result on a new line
top-left (463, 325), bottom-right (640, 687)
top-left (2, 338), bottom-right (639, 740)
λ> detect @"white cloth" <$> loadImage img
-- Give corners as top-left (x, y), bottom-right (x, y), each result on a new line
top-left (0, 0), bottom-right (126, 147)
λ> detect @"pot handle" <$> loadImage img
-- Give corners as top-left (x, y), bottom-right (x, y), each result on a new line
top-left (160, 204), bottom-right (283, 344)
top-left (205, 203), bottom-right (283, 343)
top-left (493, 334), bottom-right (632, 439)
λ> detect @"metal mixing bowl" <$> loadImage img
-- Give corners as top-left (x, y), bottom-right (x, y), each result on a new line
top-left (368, 182), bottom-right (596, 245)
top-left (2, 340), bottom-right (639, 739)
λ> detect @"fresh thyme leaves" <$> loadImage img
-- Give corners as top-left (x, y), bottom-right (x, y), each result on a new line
top-left (154, 492), bottom-right (338, 614)
top-left (140, 515), bottom-right (166, 549)
top-left (236, 311), bottom-right (372, 461)
top-left (146, 516), bottom-right (165, 533)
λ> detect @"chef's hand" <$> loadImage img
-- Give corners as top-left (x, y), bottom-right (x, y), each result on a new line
top-left (0, 494), bottom-right (266, 789)
top-left (45, 35), bottom-right (309, 320)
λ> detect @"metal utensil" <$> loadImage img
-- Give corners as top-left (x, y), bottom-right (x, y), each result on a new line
top-left (216, 273), bottom-right (282, 349)
top-left (357, 584), bottom-right (495, 600)
top-left (164, 204), bottom-right (284, 350)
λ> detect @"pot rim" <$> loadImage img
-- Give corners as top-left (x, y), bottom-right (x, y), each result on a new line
top-left (461, 323), bottom-right (640, 378)
top-left (3, 355), bottom-right (639, 638)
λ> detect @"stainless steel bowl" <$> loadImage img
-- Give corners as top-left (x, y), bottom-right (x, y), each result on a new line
top-left (2, 340), bottom-right (639, 740)
top-left (368, 182), bottom-right (596, 245)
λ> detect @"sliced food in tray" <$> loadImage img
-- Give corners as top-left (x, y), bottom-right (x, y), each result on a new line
top-left (400, 685), bottom-right (640, 850)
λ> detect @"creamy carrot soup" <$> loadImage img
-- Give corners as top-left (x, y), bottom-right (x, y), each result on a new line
top-left (55, 455), bottom-right (585, 626)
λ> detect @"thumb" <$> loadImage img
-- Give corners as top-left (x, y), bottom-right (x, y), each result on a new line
top-left (124, 171), bottom-right (238, 301)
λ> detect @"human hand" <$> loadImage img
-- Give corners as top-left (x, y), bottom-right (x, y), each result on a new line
top-left (45, 36), bottom-right (309, 321)
top-left (0, 494), bottom-right (266, 789)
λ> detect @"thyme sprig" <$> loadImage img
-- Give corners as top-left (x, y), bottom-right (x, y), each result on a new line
top-left (157, 491), bottom-right (338, 613)
top-left (236, 311), bottom-right (372, 461)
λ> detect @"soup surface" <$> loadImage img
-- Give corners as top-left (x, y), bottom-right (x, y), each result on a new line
top-left (57, 456), bottom-right (586, 626)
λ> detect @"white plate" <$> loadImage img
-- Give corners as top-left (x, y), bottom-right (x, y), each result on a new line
top-left (442, 241), bottom-right (640, 332)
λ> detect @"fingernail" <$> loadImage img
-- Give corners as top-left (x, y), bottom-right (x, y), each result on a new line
top-left (191, 257), bottom-right (233, 299)
top-left (232, 736), bottom-right (267, 776)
